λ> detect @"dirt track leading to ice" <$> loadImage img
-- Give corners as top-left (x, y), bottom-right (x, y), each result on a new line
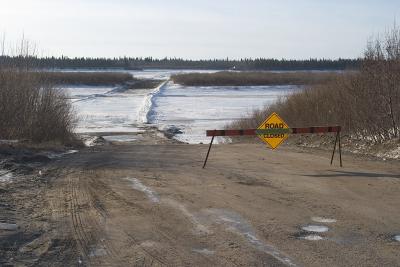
top-left (1, 131), bottom-right (400, 266)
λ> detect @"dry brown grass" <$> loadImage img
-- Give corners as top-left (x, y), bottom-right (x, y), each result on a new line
top-left (36, 71), bottom-right (135, 86)
top-left (0, 69), bottom-right (76, 143)
top-left (171, 71), bottom-right (344, 86)
top-left (228, 26), bottom-right (400, 143)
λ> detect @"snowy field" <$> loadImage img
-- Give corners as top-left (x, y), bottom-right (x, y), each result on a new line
top-left (64, 70), bottom-right (299, 144)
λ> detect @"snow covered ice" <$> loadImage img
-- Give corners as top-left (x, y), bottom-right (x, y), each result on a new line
top-left (65, 70), bottom-right (299, 143)
top-left (150, 83), bottom-right (298, 144)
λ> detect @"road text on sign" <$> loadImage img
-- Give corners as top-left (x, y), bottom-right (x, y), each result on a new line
top-left (256, 112), bottom-right (289, 149)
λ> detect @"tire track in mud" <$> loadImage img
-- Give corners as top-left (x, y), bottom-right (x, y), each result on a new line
top-left (87, 174), bottom-right (182, 266)
top-left (66, 170), bottom-right (123, 266)
top-left (55, 150), bottom-right (282, 266)
top-left (68, 172), bottom-right (92, 261)
top-left (65, 169), bottom-right (173, 266)
top-left (43, 168), bottom-right (81, 265)
top-left (124, 232), bottom-right (168, 266)
top-left (82, 171), bottom-right (216, 266)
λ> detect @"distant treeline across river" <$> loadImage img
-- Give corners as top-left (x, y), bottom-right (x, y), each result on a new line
top-left (0, 56), bottom-right (360, 71)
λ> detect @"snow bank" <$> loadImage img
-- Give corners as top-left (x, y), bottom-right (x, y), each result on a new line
top-left (137, 81), bottom-right (168, 124)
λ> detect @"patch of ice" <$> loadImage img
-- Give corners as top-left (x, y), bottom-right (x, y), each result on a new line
top-left (203, 209), bottom-right (297, 266)
top-left (140, 240), bottom-right (157, 247)
top-left (0, 139), bottom-right (19, 144)
top-left (164, 199), bottom-right (210, 235)
top-left (89, 246), bottom-right (107, 257)
top-left (103, 135), bottom-right (137, 142)
top-left (394, 235), bottom-right (400, 242)
top-left (192, 248), bottom-right (215, 255)
top-left (47, 150), bottom-right (79, 159)
top-left (137, 81), bottom-right (168, 124)
top-left (311, 217), bottom-right (337, 223)
top-left (0, 171), bottom-right (13, 182)
top-left (83, 136), bottom-right (105, 147)
top-left (68, 85), bottom-right (150, 134)
top-left (301, 235), bottom-right (324, 241)
top-left (301, 225), bottom-right (329, 233)
top-left (377, 147), bottom-right (400, 159)
top-left (126, 69), bottom-right (218, 80)
top-left (151, 83), bottom-right (299, 144)
top-left (0, 222), bottom-right (18, 231)
top-left (125, 178), bottom-right (160, 203)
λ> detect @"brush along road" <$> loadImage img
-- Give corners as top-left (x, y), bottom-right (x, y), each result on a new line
top-left (2, 131), bottom-right (399, 266)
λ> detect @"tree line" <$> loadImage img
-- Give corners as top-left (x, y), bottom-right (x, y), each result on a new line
top-left (0, 56), bottom-right (361, 71)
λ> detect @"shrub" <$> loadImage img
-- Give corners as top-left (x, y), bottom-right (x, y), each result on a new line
top-left (37, 71), bottom-right (135, 86)
top-left (0, 69), bottom-right (76, 143)
top-left (228, 26), bottom-right (400, 143)
top-left (171, 71), bottom-right (344, 86)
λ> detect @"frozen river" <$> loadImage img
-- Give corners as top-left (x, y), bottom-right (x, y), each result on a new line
top-left (65, 70), bottom-right (299, 144)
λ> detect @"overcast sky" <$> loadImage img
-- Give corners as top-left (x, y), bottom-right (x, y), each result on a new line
top-left (0, 0), bottom-right (399, 59)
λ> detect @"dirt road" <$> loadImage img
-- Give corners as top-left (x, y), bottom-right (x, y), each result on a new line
top-left (2, 133), bottom-right (400, 266)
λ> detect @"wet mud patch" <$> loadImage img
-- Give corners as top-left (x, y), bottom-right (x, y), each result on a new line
top-left (0, 231), bottom-right (42, 265)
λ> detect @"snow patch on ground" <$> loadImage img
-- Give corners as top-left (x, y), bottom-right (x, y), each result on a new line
top-left (89, 246), bottom-right (107, 257)
top-left (164, 199), bottom-right (210, 235)
top-left (192, 248), bottom-right (215, 255)
top-left (83, 136), bottom-right (106, 147)
top-left (301, 225), bottom-right (329, 233)
top-left (102, 135), bottom-right (138, 142)
top-left (47, 150), bottom-right (78, 159)
top-left (377, 146), bottom-right (400, 159)
top-left (202, 209), bottom-right (297, 266)
top-left (0, 170), bottom-right (13, 183)
top-left (301, 235), bottom-right (324, 241)
top-left (0, 139), bottom-right (19, 144)
top-left (0, 222), bottom-right (18, 231)
top-left (311, 217), bottom-right (337, 223)
top-left (125, 177), bottom-right (160, 203)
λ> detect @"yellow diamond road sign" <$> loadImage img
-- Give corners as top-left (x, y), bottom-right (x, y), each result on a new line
top-left (257, 112), bottom-right (289, 149)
